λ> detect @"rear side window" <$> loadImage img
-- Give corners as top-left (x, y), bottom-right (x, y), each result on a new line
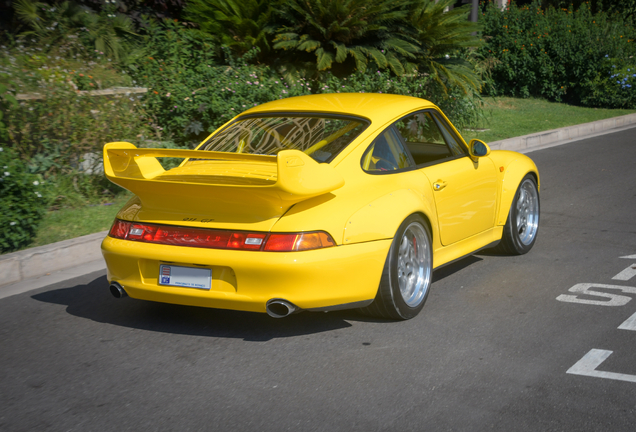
top-left (362, 128), bottom-right (414, 173)
top-left (394, 111), bottom-right (465, 166)
top-left (396, 111), bottom-right (446, 145)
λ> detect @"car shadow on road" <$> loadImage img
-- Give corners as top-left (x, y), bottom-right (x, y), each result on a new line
top-left (433, 255), bottom-right (483, 283)
top-left (31, 274), bottom-right (393, 341)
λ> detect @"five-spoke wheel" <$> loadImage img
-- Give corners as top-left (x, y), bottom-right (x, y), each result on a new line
top-left (360, 215), bottom-right (432, 320)
top-left (496, 174), bottom-right (540, 255)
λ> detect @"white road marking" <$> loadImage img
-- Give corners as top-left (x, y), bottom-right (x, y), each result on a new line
top-left (620, 254), bottom-right (636, 259)
top-left (618, 311), bottom-right (636, 331)
top-left (567, 349), bottom-right (636, 383)
top-left (556, 283), bottom-right (636, 306)
top-left (612, 264), bottom-right (636, 281)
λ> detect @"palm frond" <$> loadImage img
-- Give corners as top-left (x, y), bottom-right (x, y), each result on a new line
top-left (14, 0), bottom-right (45, 31)
top-left (315, 47), bottom-right (335, 70)
top-left (386, 52), bottom-right (406, 76)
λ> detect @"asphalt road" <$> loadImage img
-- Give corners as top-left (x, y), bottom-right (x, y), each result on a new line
top-left (1, 129), bottom-right (636, 431)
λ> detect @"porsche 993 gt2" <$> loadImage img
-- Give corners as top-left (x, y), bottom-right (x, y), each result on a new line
top-left (101, 93), bottom-right (540, 320)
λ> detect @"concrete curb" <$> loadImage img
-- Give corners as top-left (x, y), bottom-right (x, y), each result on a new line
top-left (2, 111), bottom-right (636, 290)
top-left (487, 112), bottom-right (636, 153)
top-left (0, 231), bottom-right (107, 287)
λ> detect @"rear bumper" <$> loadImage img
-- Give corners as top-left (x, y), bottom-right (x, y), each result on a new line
top-left (101, 237), bottom-right (391, 313)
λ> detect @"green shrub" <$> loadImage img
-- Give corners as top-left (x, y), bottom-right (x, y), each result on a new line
top-left (0, 146), bottom-right (51, 253)
top-left (480, 0), bottom-right (636, 108)
top-left (319, 69), bottom-right (484, 130)
top-left (13, 0), bottom-right (139, 64)
top-left (136, 58), bottom-right (314, 146)
top-left (0, 41), bottom-right (148, 207)
top-left (1, 41), bottom-right (145, 168)
top-left (132, 21), bottom-right (313, 146)
top-left (134, 19), bottom-right (484, 144)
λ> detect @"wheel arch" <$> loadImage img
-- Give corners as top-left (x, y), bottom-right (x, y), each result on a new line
top-left (496, 158), bottom-right (540, 226)
top-left (412, 211), bottom-right (433, 241)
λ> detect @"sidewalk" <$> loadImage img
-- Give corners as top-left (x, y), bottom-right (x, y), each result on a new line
top-left (2, 111), bottom-right (636, 296)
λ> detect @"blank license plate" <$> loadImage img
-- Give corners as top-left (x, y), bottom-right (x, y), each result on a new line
top-left (159, 265), bottom-right (211, 290)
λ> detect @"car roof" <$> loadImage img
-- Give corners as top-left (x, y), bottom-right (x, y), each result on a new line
top-left (240, 93), bottom-right (437, 125)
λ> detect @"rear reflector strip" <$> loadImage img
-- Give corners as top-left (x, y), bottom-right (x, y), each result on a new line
top-left (108, 219), bottom-right (335, 252)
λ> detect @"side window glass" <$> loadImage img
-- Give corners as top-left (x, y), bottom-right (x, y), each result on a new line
top-left (433, 113), bottom-right (466, 156)
top-left (394, 111), bottom-right (452, 165)
top-left (395, 112), bottom-right (446, 145)
top-left (362, 128), bottom-right (414, 173)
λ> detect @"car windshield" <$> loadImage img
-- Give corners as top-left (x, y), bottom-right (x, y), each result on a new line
top-left (199, 115), bottom-right (368, 163)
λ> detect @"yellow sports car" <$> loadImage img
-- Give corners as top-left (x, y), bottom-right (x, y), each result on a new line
top-left (101, 93), bottom-right (539, 320)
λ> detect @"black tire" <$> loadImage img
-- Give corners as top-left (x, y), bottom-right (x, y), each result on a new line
top-left (495, 174), bottom-right (540, 255)
top-left (359, 214), bottom-right (433, 320)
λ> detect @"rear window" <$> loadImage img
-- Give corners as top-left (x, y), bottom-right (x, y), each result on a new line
top-left (199, 115), bottom-right (368, 163)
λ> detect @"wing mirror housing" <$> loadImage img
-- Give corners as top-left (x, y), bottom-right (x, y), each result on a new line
top-left (469, 139), bottom-right (491, 162)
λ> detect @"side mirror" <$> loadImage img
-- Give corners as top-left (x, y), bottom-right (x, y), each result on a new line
top-left (469, 139), bottom-right (491, 162)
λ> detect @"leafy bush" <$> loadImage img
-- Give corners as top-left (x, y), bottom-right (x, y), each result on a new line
top-left (319, 69), bottom-right (484, 130)
top-left (272, 0), bottom-right (419, 76)
top-left (480, 0), bottom-right (636, 108)
top-left (184, 0), bottom-right (274, 62)
top-left (14, 0), bottom-right (139, 63)
top-left (132, 21), bottom-right (312, 146)
top-left (0, 41), bottom-right (148, 208)
top-left (184, 0), bottom-right (482, 90)
top-left (1, 39), bottom-right (145, 162)
top-left (0, 146), bottom-right (51, 253)
top-left (137, 58), bottom-right (314, 146)
top-left (5, 85), bottom-right (145, 173)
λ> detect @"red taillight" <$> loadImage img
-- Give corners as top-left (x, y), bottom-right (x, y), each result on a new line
top-left (109, 220), bottom-right (131, 239)
top-left (107, 219), bottom-right (335, 252)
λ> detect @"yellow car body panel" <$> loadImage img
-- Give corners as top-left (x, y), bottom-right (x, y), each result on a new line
top-left (101, 93), bottom-right (539, 315)
top-left (420, 156), bottom-right (499, 246)
top-left (487, 150), bottom-right (540, 225)
top-left (102, 236), bottom-right (390, 312)
top-left (343, 187), bottom-right (435, 245)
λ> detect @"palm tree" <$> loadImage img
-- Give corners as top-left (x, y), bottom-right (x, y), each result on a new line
top-left (14, 0), bottom-right (138, 62)
top-left (409, 0), bottom-right (483, 93)
top-left (272, 0), bottom-right (420, 76)
top-left (185, 0), bottom-right (275, 61)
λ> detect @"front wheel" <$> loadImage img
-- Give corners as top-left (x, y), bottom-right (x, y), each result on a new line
top-left (360, 215), bottom-right (433, 320)
top-left (496, 174), bottom-right (540, 255)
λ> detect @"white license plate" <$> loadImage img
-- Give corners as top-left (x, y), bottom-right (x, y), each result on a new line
top-left (159, 265), bottom-right (211, 290)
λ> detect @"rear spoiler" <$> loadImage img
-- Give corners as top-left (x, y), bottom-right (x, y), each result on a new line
top-left (103, 142), bottom-right (345, 219)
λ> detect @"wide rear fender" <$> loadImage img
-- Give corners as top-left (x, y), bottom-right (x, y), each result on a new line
top-left (343, 188), bottom-right (437, 245)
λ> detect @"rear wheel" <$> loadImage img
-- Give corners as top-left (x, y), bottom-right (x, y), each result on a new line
top-left (360, 215), bottom-right (432, 320)
top-left (496, 175), bottom-right (540, 255)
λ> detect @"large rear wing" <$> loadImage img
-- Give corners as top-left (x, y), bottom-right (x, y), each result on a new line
top-left (103, 142), bottom-right (345, 218)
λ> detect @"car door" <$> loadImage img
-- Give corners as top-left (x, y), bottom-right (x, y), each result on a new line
top-left (394, 110), bottom-right (498, 246)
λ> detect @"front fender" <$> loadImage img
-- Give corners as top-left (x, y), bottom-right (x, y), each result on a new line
top-left (491, 152), bottom-right (540, 226)
top-left (343, 188), bottom-right (436, 245)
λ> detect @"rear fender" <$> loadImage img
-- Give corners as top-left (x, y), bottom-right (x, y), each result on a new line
top-left (343, 189), bottom-right (436, 245)
top-left (496, 157), bottom-right (540, 226)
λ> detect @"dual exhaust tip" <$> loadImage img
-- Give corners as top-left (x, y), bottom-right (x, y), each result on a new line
top-left (109, 282), bottom-right (297, 319)
top-left (266, 299), bottom-right (298, 318)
